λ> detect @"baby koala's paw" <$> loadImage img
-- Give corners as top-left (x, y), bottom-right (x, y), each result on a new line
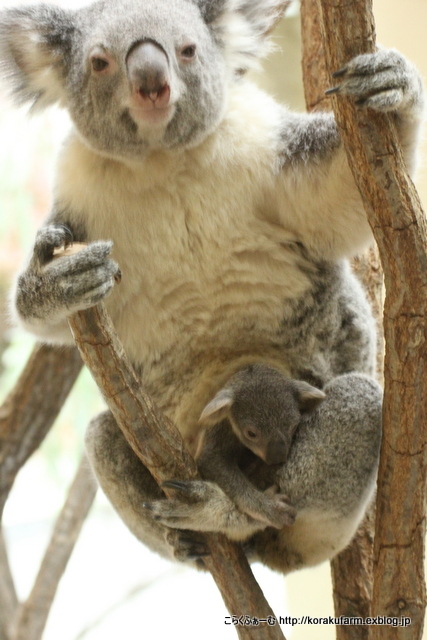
top-left (244, 485), bottom-right (296, 529)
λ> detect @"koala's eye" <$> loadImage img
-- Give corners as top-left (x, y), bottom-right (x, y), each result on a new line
top-left (244, 428), bottom-right (259, 441)
top-left (180, 44), bottom-right (197, 60)
top-left (91, 56), bottom-right (110, 73)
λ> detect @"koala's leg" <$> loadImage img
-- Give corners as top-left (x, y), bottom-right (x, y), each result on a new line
top-left (143, 478), bottom-right (271, 542)
top-left (330, 263), bottom-right (377, 377)
top-left (85, 410), bottom-right (202, 563)
top-left (248, 373), bottom-right (382, 574)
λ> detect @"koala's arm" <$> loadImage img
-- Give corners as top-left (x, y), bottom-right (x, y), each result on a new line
top-left (196, 424), bottom-right (296, 530)
top-left (11, 217), bottom-right (119, 344)
top-left (275, 49), bottom-right (424, 260)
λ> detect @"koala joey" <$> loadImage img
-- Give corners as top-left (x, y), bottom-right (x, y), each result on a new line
top-left (0, 0), bottom-right (422, 573)
top-left (190, 364), bottom-right (325, 532)
top-left (146, 372), bottom-right (382, 569)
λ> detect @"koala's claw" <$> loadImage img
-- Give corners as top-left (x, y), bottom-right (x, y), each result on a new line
top-left (143, 480), bottom-right (244, 532)
top-left (325, 49), bottom-right (419, 114)
top-left (56, 224), bottom-right (74, 246)
top-left (241, 485), bottom-right (296, 529)
top-left (331, 66), bottom-right (349, 79)
top-left (33, 224), bottom-right (75, 266)
top-left (247, 494), bottom-right (296, 529)
top-left (165, 530), bottom-right (210, 563)
top-left (160, 479), bottom-right (214, 502)
top-left (161, 480), bottom-right (193, 493)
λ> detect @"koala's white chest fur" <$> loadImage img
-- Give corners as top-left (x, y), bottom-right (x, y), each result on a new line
top-left (55, 86), bottom-right (311, 435)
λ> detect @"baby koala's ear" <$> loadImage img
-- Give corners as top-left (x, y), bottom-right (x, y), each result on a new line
top-left (198, 388), bottom-right (234, 426)
top-left (295, 381), bottom-right (326, 413)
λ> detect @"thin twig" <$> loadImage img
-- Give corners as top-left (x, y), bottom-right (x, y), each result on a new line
top-left (12, 455), bottom-right (97, 640)
top-left (0, 344), bottom-right (83, 518)
top-left (69, 304), bottom-right (286, 640)
top-left (0, 528), bottom-right (18, 640)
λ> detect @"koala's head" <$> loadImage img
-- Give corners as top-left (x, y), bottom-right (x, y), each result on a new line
top-left (0, 0), bottom-right (289, 160)
top-left (199, 364), bottom-right (325, 464)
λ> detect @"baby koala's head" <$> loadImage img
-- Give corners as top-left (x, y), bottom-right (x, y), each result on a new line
top-left (198, 364), bottom-right (325, 464)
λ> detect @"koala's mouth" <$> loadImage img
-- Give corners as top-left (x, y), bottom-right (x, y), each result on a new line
top-left (130, 103), bottom-right (174, 126)
top-left (129, 88), bottom-right (174, 128)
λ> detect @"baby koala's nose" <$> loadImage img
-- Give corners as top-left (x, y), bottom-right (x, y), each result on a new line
top-left (264, 439), bottom-right (290, 465)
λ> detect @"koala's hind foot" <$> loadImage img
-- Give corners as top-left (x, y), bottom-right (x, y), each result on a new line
top-left (326, 49), bottom-right (423, 114)
top-left (144, 479), bottom-right (269, 541)
top-left (165, 529), bottom-right (210, 566)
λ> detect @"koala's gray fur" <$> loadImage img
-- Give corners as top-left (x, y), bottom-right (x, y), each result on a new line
top-left (190, 364), bottom-right (325, 531)
top-left (0, 0), bottom-right (422, 572)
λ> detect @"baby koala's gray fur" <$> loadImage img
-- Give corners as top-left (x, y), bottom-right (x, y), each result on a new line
top-left (145, 373), bottom-right (382, 570)
top-left (0, 0), bottom-right (420, 573)
top-left (191, 364), bottom-right (325, 530)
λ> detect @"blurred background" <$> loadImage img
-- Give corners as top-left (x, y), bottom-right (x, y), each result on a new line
top-left (0, 1), bottom-right (426, 638)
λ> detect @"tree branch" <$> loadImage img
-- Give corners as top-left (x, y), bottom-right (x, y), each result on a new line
top-left (300, 3), bottom-right (382, 636)
top-left (0, 344), bottom-right (83, 518)
top-left (318, 0), bottom-right (427, 637)
top-left (0, 528), bottom-right (18, 640)
top-left (68, 304), bottom-right (286, 640)
top-left (12, 455), bottom-right (97, 640)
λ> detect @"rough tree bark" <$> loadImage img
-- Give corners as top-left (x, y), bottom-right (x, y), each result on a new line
top-left (300, 2), bottom-right (383, 637)
top-left (68, 305), bottom-right (286, 640)
top-left (317, 1), bottom-right (427, 639)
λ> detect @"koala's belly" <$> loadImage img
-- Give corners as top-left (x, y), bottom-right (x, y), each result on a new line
top-left (103, 232), bottom-right (312, 439)
top-left (100, 215), bottom-right (313, 438)
top-left (56, 134), bottom-right (315, 436)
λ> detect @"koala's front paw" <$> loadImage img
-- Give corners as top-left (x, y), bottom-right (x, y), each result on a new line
top-left (44, 240), bottom-right (119, 309)
top-left (16, 224), bottom-right (120, 324)
top-left (326, 49), bottom-right (422, 114)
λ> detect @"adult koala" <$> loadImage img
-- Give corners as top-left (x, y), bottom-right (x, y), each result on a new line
top-left (0, 0), bottom-right (422, 572)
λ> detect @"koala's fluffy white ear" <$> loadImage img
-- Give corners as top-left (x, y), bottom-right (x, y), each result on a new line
top-left (198, 388), bottom-right (234, 426)
top-left (295, 381), bottom-right (326, 413)
top-left (0, 6), bottom-right (75, 110)
top-left (196, 0), bottom-right (291, 73)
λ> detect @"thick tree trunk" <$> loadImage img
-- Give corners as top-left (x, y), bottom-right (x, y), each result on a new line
top-left (317, 1), bottom-right (427, 638)
top-left (300, 3), bottom-right (382, 636)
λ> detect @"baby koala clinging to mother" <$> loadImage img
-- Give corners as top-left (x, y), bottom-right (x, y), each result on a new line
top-left (187, 364), bottom-right (326, 530)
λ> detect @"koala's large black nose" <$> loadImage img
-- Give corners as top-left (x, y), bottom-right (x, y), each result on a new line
top-left (126, 41), bottom-right (171, 109)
